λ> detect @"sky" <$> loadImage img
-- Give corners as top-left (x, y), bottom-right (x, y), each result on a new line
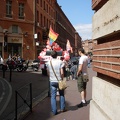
top-left (57, 0), bottom-right (94, 41)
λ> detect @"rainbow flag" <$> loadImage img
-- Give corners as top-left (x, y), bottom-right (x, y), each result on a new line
top-left (48, 26), bottom-right (59, 45)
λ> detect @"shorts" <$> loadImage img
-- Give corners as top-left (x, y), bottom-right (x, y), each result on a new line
top-left (77, 74), bottom-right (87, 92)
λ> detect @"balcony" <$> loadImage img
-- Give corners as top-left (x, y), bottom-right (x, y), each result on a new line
top-left (92, 0), bottom-right (108, 11)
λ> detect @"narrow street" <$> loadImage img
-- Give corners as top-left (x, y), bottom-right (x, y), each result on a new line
top-left (25, 65), bottom-right (97, 120)
top-left (0, 65), bottom-right (96, 120)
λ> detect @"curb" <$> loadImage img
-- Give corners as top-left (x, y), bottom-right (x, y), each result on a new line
top-left (0, 77), bottom-right (12, 116)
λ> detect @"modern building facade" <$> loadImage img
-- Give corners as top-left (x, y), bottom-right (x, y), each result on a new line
top-left (0, 0), bottom-right (82, 61)
top-left (90, 0), bottom-right (120, 120)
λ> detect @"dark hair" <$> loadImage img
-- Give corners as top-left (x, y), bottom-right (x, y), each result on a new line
top-left (78, 48), bottom-right (85, 54)
top-left (51, 50), bottom-right (57, 58)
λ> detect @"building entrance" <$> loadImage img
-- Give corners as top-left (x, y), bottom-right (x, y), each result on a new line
top-left (8, 43), bottom-right (22, 57)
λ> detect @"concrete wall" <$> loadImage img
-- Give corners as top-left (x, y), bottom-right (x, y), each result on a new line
top-left (91, 0), bottom-right (120, 119)
top-left (90, 77), bottom-right (120, 120)
top-left (92, 0), bottom-right (120, 39)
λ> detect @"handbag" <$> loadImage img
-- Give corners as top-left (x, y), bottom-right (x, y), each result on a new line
top-left (82, 74), bottom-right (89, 82)
top-left (50, 60), bottom-right (67, 90)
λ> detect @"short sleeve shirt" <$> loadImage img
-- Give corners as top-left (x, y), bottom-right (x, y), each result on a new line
top-left (79, 55), bottom-right (88, 74)
top-left (46, 59), bottom-right (64, 82)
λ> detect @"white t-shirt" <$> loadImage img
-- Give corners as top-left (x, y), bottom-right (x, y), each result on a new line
top-left (46, 59), bottom-right (64, 82)
top-left (79, 55), bottom-right (88, 75)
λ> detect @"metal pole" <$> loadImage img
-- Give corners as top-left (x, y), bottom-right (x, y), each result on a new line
top-left (9, 68), bottom-right (12, 82)
top-left (2, 65), bottom-right (6, 78)
top-left (3, 70), bottom-right (5, 78)
top-left (15, 91), bottom-right (17, 120)
top-left (30, 83), bottom-right (32, 112)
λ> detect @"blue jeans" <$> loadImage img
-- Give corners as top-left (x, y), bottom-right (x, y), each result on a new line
top-left (50, 82), bottom-right (65, 115)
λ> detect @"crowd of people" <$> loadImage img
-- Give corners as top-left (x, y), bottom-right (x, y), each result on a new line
top-left (7, 53), bottom-right (22, 62)
top-left (0, 46), bottom-right (91, 115)
top-left (46, 48), bottom-right (90, 115)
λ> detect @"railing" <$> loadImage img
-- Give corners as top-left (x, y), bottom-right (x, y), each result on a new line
top-left (15, 83), bottom-right (32, 120)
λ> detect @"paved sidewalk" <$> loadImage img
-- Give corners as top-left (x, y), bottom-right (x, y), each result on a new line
top-left (0, 77), bottom-right (12, 116)
top-left (25, 67), bottom-right (96, 120)
top-left (0, 69), bottom-right (49, 120)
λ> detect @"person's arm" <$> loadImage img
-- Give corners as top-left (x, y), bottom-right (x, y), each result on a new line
top-left (46, 62), bottom-right (50, 76)
top-left (77, 64), bottom-right (83, 76)
top-left (60, 67), bottom-right (64, 80)
top-left (47, 68), bottom-right (50, 77)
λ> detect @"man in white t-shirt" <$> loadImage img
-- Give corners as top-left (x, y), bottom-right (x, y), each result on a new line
top-left (77, 48), bottom-right (88, 108)
top-left (46, 51), bottom-right (66, 115)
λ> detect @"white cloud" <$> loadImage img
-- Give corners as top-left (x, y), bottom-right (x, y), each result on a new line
top-left (74, 23), bottom-right (92, 40)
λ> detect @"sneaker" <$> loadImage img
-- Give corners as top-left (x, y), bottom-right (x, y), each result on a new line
top-left (77, 102), bottom-right (87, 108)
top-left (60, 109), bottom-right (67, 113)
top-left (51, 110), bottom-right (58, 115)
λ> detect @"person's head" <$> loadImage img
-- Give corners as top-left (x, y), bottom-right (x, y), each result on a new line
top-left (78, 48), bottom-right (85, 55)
top-left (51, 50), bottom-right (57, 58)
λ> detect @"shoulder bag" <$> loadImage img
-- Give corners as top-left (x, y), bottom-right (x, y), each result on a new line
top-left (50, 60), bottom-right (67, 90)
top-left (82, 74), bottom-right (89, 82)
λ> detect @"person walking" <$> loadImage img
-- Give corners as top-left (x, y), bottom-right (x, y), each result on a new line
top-left (46, 50), bottom-right (66, 115)
top-left (77, 48), bottom-right (88, 107)
top-left (70, 61), bottom-right (77, 80)
top-left (87, 54), bottom-right (91, 68)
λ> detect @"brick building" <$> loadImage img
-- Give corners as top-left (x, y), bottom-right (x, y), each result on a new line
top-left (0, 0), bottom-right (82, 61)
top-left (55, 2), bottom-right (82, 53)
top-left (0, 0), bottom-right (34, 60)
top-left (35, 0), bottom-right (56, 57)
top-left (75, 32), bottom-right (82, 54)
top-left (82, 39), bottom-right (97, 54)
top-left (90, 0), bottom-right (120, 120)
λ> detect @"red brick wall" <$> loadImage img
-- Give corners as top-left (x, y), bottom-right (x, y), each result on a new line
top-left (92, 0), bottom-right (108, 11)
top-left (0, 0), bottom-right (35, 60)
top-left (93, 39), bottom-right (120, 80)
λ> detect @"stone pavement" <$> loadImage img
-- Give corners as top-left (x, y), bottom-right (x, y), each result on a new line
top-left (0, 69), bottom-right (49, 120)
top-left (24, 67), bottom-right (97, 120)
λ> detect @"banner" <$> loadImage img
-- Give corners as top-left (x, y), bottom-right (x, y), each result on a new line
top-left (66, 39), bottom-right (73, 53)
top-left (48, 26), bottom-right (59, 45)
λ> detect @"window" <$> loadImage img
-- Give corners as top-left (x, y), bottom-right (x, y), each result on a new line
top-left (40, 0), bottom-right (42, 7)
top-left (19, 3), bottom-right (24, 19)
top-left (12, 25), bottom-right (18, 33)
top-left (37, 11), bottom-right (39, 22)
top-left (44, 16), bottom-right (45, 26)
top-left (6, 0), bottom-right (12, 17)
top-left (40, 14), bottom-right (42, 26)
top-left (46, 4), bottom-right (48, 13)
top-left (37, 0), bottom-right (39, 4)
top-left (44, 1), bottom-right (45, 10)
